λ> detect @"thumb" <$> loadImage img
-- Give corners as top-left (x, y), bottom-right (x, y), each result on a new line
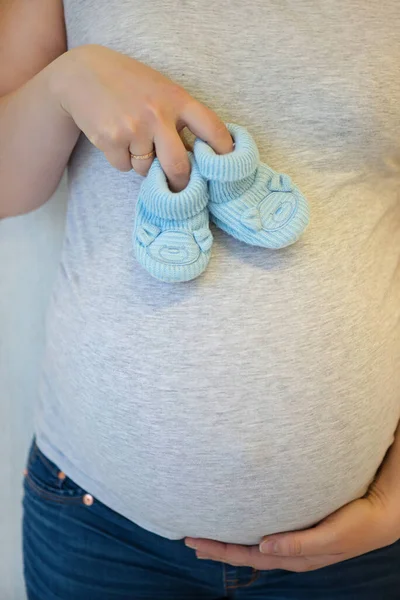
top-left (259, 499), bottom-right (368, 557)
top-left (259, 514), bottom-right (346, 557)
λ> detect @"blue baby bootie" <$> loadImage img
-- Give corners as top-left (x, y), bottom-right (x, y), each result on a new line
top-left (133, 154), bottom-right (213, 283)
top-left (194, 123), bottom-right (310, 249)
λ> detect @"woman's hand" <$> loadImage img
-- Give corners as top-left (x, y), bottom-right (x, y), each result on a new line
top-left (185, 423), bottom-right (400, 574)
top-left (50, 44), bottom-right (233, 191)
top-left (186, 420), bottom-right (400, 571)
top-left (185, 385), bottom-right (400, 573)
top-left (185, 486), bottom-right (400, 571)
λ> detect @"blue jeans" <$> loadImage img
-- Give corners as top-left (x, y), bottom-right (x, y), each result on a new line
top-left (23, 441), bottom-right (400, 599)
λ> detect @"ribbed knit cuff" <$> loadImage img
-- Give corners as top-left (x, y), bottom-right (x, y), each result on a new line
top-left (194, 123), bottom-right (260, 182)
top-left (141, 153), bottom-right (208, 220)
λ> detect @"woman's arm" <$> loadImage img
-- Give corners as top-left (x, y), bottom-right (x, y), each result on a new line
top-left (0, 0), bottom-right (80, 218)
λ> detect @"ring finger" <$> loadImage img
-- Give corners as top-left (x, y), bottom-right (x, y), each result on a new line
top-left (129, 137), bottom-right (156, 177)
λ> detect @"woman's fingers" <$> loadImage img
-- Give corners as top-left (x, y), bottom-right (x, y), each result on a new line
top-left (91, 99), bottom-right (231, 185)
top-left (154, 123), bottom-right (191, 192)
top-left (99, 122), bottom-right (190, 187)
top-left (182, 101), bottom-right (234, 155)
top-left (102, 146), bottom-right (132, 172)
top-left (99, 127), bottom-right (156, 175)
top-left (129, 139), bottom-right (156, 177)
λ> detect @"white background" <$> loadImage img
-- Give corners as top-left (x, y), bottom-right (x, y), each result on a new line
top-left (0, 182), bottom-right (67, 600)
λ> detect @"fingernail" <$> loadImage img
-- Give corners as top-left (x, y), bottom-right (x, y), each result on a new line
top-left (260, 540), bottom-right (279, 554)
top-left (185, 540), bottom-right (198, 550)
top-left (196, 554), bottom-right (211, 560)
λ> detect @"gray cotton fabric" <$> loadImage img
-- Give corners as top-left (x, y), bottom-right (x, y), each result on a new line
top-left (35, 0), bottom-right (400, 544)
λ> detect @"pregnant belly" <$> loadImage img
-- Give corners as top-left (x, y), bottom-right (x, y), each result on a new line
top-left (38, 231), bottom-right (400, 543)
top-left (117, 391), bottom-right (397, 544)
top-left (39, 347), bottom-right (400, 545)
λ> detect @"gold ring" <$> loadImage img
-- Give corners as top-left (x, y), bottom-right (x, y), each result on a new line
top-left (130, 149), bottom-right (156, 160)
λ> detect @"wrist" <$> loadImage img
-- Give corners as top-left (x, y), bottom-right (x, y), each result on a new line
top-left (367, 479), bottom-right (400, 543)
top-left (46, 49), bottom-right (81, 119)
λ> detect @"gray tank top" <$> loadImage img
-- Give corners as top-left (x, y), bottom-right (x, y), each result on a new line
top-left (35, 0), bottom-right (400, 544)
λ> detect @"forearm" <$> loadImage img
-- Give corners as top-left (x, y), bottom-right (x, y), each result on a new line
top-left (372, 419), bottom-right (400, 514)
top-left (0, 57), bottom-right (80, 219)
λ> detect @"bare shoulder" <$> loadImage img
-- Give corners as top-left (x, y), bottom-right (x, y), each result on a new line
top-left (0, 0), bottom-right (66, 95)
